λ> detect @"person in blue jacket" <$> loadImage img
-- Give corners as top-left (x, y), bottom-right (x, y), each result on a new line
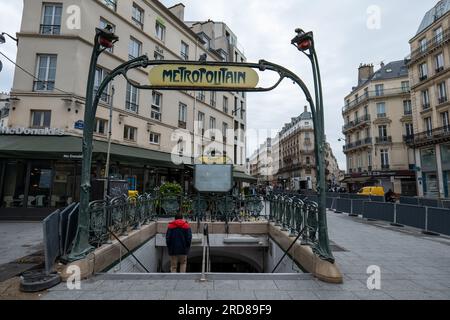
top-left (166, 213), bottom-right (192, 273)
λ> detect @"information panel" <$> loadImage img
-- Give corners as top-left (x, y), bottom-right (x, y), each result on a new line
top-left (194, 165), bottom-right (233, 193)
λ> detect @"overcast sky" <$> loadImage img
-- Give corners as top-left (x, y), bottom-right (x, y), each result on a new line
top-left (0, 0), bottom-right (438, 169)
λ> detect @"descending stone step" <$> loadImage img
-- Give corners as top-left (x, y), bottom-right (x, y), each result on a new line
top-left (95, 272), bottom-right (314, 281)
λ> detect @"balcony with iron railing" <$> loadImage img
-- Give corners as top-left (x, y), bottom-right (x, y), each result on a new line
top-left (410, 27), bottom-right (450, 63)
top-left (375, 136), bottom-right (392, 144)
top-left (343, 88), bottom-right (410, 114)
top-left (33, 81), bottom-right (55, 92)
top-left (40, 24), bottom-right (61, 35)
top-left (342, 114), bottom-right (371, 132)
top-left (438, 96), bottom-right (448, 105)
top-left (405, 126), bottom-right (450, 146)
top-left (343, 137), bottom-right (372, 152)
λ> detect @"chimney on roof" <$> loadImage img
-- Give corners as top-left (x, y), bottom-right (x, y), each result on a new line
top-left (358, 63), bottom-right (374, 85)
top-left (304, 106), bottom-right (308, 113)
top-left (380, 61), bottom-right (385, 68)
top-left (169, 3), bottom-right (185, 21)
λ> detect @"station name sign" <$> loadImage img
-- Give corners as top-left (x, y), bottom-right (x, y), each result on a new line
top-left (0, 127), bottom-right (65, 136)
top-left (148, 64), bottom-right (259, 89)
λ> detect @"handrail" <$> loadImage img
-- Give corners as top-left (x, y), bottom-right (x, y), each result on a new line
top-left (108, 228), bottom-right (150, 273)
top-left (272, 225), bottom-right (307, 273)
top-left (200, 224), bottom-right (211, 281)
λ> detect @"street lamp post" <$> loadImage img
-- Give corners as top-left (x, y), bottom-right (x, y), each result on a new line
top-left (0, 32), bottom-right (19, 45)
top-left (291, 28), bottom-right (334, 262)
top-left (69, 27), bottom-right (118, 261)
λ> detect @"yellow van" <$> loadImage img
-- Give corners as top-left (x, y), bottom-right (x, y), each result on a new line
top-left (357, 186), bottom-right (385, 196)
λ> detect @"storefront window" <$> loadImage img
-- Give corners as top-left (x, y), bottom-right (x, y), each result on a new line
top-left (1, 161), bottom-right (27, 208)
top-left (441, 144), bottom-right (450, 171)
top-left (28, 161), bottom-right (52, 208)
top-left (421, 148), bottom-right (437, 172)
top-left (52, 162), bottom-right (77, 208)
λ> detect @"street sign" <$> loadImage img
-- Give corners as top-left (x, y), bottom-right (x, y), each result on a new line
top-left (148, 64), bottom-right (259, 89)
top-left (74, 120), bottom-right (84, 130)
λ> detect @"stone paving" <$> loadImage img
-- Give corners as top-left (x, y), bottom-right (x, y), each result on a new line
top-left (41, 212), bottom-right (450, 300)
top-left (0, 222), bottom-right (42, 265)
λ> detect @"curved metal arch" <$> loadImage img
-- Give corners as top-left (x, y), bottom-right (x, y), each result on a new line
top-left (92, 56), bottom-right (318, 130)
top-left (71, 45), bottom-right (334, 263)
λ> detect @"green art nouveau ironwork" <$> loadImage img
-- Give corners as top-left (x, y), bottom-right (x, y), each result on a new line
top-left (68, 27), bottom-right (335, 263)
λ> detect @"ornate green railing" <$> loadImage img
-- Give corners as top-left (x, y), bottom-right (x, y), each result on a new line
top-left (83, 192), bottom-right (320, 252)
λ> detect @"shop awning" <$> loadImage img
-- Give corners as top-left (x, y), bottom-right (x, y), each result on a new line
top-left (233, 171), bottom-right (257, 183)
top-left (0, 135), bottom-right (192, 168)
top-left (341, 176), bottom-right (373, 183)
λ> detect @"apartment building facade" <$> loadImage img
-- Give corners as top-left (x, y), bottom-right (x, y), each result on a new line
top-left (247, 138), bottom-right (272, 186)
top-left (263, 107), bottom-right (341, 191)
top-left (0, 0), bottom-right (250, 219)
top-left (406, 0), bottom-right (450, 198)
top-left (342, 61), bottom-right (416, 195)
top-left (0, 92), bottom-right (9, 128)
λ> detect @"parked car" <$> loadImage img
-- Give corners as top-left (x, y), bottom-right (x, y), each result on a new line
top-left (357, 186), bottom-right (385, 196)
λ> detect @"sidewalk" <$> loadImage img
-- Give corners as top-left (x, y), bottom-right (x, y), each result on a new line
top-left (0, 222), bottom-right (43, 265)
top-left (41, 212), bottom-right (450, 300)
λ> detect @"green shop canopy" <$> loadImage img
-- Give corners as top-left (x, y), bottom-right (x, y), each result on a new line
top-left (0, 135), bottom-right (192, 168)
top-left (233, 170), bottom-right (257, 183)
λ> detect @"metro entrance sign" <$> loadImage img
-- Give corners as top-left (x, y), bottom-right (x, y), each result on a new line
top-left (69, 27), bottom-right (335, 265)
top-left (148, 64), bottom-right (259, 89)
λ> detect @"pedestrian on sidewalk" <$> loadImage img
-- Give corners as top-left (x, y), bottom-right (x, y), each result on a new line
top-left (166, 213), bottom-right (192, 273)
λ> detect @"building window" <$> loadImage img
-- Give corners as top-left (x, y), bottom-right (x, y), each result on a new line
top-left (40, 3), bottom-right (62, 35)
top-left (401, 81), bottom-right (410, 92)
top-left (376, 102), bottom-right (386, 118)
top-left (422, 89), bottom-right (430, 109)
top-left (102, 0), bottom-right (117, 11)
top-left (436, 53), bottom-right (445, 73)
top-left (380, 149), bottom-right (389, 169)
top-left (240, 101), bottom-right (245, 119)
top-left (209, 117), bottom-right (216, 130)
top-left (178, 103), bottom-right (187, 128)
top-left (419, 62), bottom-right (428, 80)
top-left (368, 152), bottom-right (372, 168)
top-left (419, 38), bottom-right (427, 53)
top-left (126, 83), bottom-right (139, 113)
top-left (31, 110), bottom-right (51, 128)
top-left (129, 37), bottom-right (142, 60)
top-left (403, 100), bottom-right (412, 115)
top-left (222, 122), bottom-right (228, 141)
top-left (223, 96), bottom-right (229, 114)
top-left (441, 111), bottom-right (449, 129)
top-left (435, 26), bottom-right (444, 44)
top-left (425, 117), bottom-right (433, 135)
top-left (154, 51), bottom-right (164, 60)
top-left (132, 3), bottom-right (144, 29)
top-left (94, 67), bottom-right (110, 104)
top-left (94, 118), bottom-right (108, 135)
top-left (155, 21), bottom-right (166, 42)
top-left (99, 18), bottom-right (115, 53)
top-left (151, 92), bottom-right (162, 121)
top-left (34, 55), bottom-right (57, 91)
top-left (437, 82), bottom-right (447, 104)
top-left (124, 126), bottom-right (137, 141)
top-left (197, 91), bottom-right (205, 102)
top-left (375, 84), bottom-right (384, 96)
top-left (177, 139), bottom-right (185, 155)
top-left (149, 132), bottom-right (160, 145)
top-left (210, 92), bottom-right (216, 107)
top-left (181, 41), bottom-right (189, 60)
top-left (198, 112), bottom-right (205, 133)
top-left (405, 123), bottom-right (414, 137)
top-left (378, 125), bottom-right (387, 138)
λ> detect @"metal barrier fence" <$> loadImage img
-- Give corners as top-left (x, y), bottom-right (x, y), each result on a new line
top-left (326, 196), bottom-right (450, 236)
